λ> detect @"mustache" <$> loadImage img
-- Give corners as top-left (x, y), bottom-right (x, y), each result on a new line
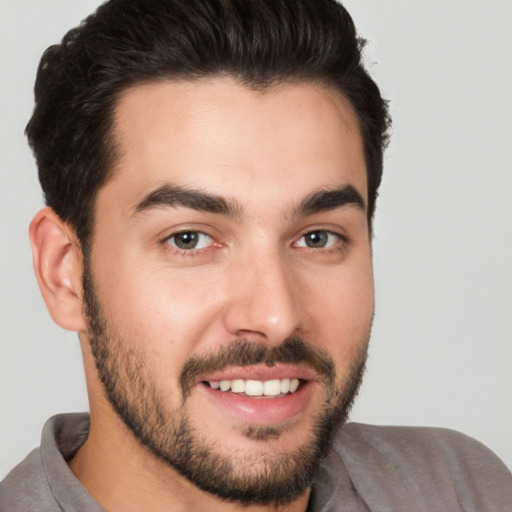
top-left (179, 337), bottom-right (336, 398)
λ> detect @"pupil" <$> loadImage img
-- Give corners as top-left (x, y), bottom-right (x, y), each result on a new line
top-left (306, 231), bottom-right (327, 248)
top-left (176, 232), bottom-right (198, 249)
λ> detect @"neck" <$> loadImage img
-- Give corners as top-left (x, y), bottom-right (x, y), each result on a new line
top-left (68, 409), bottom-right (310, 512)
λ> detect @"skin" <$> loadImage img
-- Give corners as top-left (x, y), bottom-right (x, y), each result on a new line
top-left (30, 78), bottom-right (374, 512)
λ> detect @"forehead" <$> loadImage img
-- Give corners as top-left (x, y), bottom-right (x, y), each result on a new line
top-left (104, 78), bottom-right (367, 214)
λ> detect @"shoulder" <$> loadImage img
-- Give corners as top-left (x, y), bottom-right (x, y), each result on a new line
top-left (0, 414), bottom-right (93, 512)
top-left (329, 423), bottom-right (512, 511)
top-left (339, 422), bottom-right (508, 465)
top-left (0, 448), bottom-right (60, 512)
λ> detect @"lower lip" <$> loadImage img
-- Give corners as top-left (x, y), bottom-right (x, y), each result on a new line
top-left (198, 381), bottom-right (316, 425)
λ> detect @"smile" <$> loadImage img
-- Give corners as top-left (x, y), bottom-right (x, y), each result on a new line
top-left (198, 367), bottom-right (317, 425)
top-left (206, 378), bottom-right (301, 397)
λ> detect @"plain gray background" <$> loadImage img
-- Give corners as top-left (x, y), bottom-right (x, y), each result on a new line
top-left (1, 0), bottom-right (511, 478)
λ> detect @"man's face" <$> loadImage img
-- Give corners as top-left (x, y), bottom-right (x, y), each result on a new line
top-left (83, 79), bottom-right (374, 505)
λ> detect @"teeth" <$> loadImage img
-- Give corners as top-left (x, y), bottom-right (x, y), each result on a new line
top-left (231, 379), bottom-right (245, 393)
top-left (207, 377), bottom-right (301, 397)
top-left (263, 379), bottom-right (281, 396)
top-left (245, 380), bottom-right (264, 396)
top-left (219, 380), bottom-right (231, 392)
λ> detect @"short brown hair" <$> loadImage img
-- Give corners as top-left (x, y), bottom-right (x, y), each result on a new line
top-left (26, 0), bottom-right (390, 248)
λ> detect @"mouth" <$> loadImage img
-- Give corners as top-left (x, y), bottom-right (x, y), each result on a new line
top-left (195, 365), bottom-right (318, 426)
top-left (204, 377), bottom-right (302, 397)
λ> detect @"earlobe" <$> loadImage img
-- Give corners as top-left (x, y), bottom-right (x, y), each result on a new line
top-left (29, 207), bottom-right (87, 332)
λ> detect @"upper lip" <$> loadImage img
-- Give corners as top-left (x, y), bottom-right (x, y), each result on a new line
top-left (198, 363), bottom-right (320, 384)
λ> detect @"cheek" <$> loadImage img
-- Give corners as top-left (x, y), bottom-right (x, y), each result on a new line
top-left (306, 261), bottom-right (374, 358)
top-left (93, 259), bottom-right (228, 359)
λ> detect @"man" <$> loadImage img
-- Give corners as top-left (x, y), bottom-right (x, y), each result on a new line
top-left (1, 0), bottom-right (511, 511)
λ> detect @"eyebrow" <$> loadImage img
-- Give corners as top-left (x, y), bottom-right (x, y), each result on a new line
top-left (133, 184), bottom-right (244, 218)
top-left (292, 184), bottom-right (366, 218)
top-left (133, 182), bottom-right (365, 220)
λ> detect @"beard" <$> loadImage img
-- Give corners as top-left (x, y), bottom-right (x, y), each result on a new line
top-left (82, 257), bottom-right (369, 507)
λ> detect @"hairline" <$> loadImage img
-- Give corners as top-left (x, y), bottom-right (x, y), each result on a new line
top-left (80, 74), bottom-right (372, 254)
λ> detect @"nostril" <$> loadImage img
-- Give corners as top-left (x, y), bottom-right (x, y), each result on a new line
top-left (222, 266), bottom-right (301, 344)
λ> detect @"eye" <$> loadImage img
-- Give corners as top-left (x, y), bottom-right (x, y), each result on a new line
top-left (295, 230), bottom-right (340, 249)
top-left (166, 231), bottom-right (213, 250)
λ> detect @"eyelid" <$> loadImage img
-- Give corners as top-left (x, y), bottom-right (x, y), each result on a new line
top-left (294, 230), bottom-right (343, 248)
top-left (158, 225), bottom-right (223, 257)
top-left (165, 231), bottom-right (213, 250)
top-left (294, 224), bottom-right (348, 243)
top-left (158, 223), bottom-right (219, 243)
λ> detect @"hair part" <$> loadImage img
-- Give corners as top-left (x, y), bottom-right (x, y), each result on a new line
top-left (26, 0), bottom-right (391, 249)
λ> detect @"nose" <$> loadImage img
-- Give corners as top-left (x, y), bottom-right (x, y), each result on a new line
top-left (223, 249), bottom-right (302, 345)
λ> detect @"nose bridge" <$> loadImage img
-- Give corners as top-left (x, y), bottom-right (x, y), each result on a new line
top-left (224, 243), bottom-right (301, 344)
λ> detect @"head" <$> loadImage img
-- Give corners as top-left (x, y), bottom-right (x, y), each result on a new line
top-left (26, 0), bottom-right (389, 252)
top-left (27, 0), bottom-right (390, 508)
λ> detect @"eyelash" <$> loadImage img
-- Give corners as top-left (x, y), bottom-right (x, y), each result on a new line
top-left (293, 230), bottom-right (348, 252)
top-left (161, 229), bottom-right (349, 257)
top-left (162, 231), bottom-right (217, 257)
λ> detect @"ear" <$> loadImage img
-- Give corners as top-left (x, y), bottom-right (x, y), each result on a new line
top-left (29, 207), bottom-right (87, 332)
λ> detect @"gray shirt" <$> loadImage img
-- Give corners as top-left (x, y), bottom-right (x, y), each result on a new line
top-left (1, 414), bottom-right (511, 511)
